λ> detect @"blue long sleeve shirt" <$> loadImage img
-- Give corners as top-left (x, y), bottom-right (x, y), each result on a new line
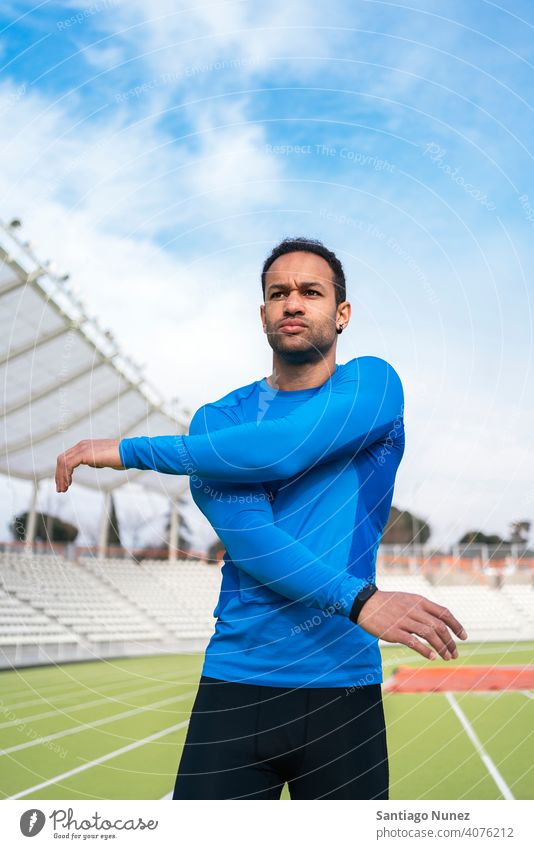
top-left (119, 356), bottom-right (405, 687)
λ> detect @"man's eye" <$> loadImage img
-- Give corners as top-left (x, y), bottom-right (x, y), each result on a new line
top-left (270, 289), bottom-right (320, 298)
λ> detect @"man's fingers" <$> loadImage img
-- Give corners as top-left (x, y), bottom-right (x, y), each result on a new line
top-left (408, 616), bottom-right (458, 660)
top-left (62, 457), bottom-right (69, 491)
top-left (357, 592), bottom-right (466, 662)
top-left (398, 631), bottom-right (436, 661)
top-left (56, 454), bottom-right (65, 492)
top-left (421, 599), bottom-right (468, 640)
top-left (56, 450), bottom-right (75, 493)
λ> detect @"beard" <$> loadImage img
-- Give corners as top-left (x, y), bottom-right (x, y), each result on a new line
top-left (264, 320), bottom-right (337, 364)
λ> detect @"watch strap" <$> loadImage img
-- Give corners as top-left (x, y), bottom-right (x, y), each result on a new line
top-left (349, 582), bottom-right (378, 624)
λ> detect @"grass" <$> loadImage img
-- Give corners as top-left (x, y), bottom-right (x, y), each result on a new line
top-left (0, 641), bottom-right (532, 800)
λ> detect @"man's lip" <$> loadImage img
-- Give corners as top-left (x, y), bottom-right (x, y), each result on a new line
top-left (279, 320), bottom-right (307, 330)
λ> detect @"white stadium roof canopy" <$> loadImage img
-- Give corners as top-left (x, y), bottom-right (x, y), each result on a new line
top-left (0, 220), bottom-right (191, 500)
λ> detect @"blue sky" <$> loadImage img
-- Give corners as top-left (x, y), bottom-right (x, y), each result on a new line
top-left (1, 0), bottom-right (533, 549)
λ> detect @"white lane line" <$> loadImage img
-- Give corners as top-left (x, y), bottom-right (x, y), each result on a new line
top-left (0, 678), bottom-right (187, 729)
top-left (0, 679), bottom-right (88, 700)
top-left (445, 692), bottom-right (515, 800)
top-left (1, 690), bottom-right (195, 754)
top-left (1, 670), bottom-right (186, 712)
top-left (522, 691), bottom-right (534, 700)
top-left (7, 718), bottom-right (190, 800)
top-left (0, 672), bottom-right (177, 701)
top-left (1, 686), bottom-right (109, 713)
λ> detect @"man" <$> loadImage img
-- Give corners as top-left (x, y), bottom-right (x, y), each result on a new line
top-left (56, 237), bottom-right (467, 800)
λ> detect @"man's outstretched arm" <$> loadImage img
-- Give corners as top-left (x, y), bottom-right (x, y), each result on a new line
top-left (117, 356), bottom-right (404, 482)
top-left (55, 357), bottom-right (402, 491)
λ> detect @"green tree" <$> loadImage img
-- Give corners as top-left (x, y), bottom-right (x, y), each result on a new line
top-left (458, 530), bottom-right (505, 545)
top-left (107, 493), bottom-right (121, 547)
top-left (10, 512), bottom-right (78, 543)
top-left (508, 520), bottom-right (531, 545)
top-left (382, 506), bottom-right (431, 545)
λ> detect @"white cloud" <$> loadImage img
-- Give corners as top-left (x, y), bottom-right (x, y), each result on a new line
top-left (92, 0), bottom-right (348, 84)
top-left (80, 41), bottom-right (127, 72)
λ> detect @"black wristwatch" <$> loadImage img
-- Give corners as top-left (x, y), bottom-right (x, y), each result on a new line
top-left (349, 582), bottom-right (378, 624)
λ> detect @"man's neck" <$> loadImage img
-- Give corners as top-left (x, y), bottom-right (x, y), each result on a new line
top-left (266, 354), bottom-right (337, 391)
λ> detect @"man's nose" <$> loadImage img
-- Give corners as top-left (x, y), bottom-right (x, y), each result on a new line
top-left (283, 291), bottom-right (305, 313)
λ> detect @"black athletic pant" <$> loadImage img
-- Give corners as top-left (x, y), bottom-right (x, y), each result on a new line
top-left (173, 675), bottom-right (389, 800)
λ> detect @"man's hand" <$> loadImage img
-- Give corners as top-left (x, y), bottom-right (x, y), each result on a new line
top-left (55, 439), bottom-right (124, 493)
top-left (356, 590), bottom-right (468, 660)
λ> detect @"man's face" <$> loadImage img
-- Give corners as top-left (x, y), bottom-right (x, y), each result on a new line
top-left (260, 251), bottom-right (346, 363)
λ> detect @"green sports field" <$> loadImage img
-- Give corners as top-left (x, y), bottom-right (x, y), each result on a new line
top-left (1, 641), bottom-right (533, 801)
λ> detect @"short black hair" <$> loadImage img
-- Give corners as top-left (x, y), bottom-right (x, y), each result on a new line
top-left (261, 237), bottom-right (346, 305)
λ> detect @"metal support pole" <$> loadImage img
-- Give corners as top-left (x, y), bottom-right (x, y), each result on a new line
top-left (169, 500), bottom-right (180, 562)
top-left (98, 491), bottom-right (111, 559)
top-left (24, 478), bottom-right (39, 551)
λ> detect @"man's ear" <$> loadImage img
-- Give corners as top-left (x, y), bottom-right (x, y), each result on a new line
top-left (336, 300), bottom-right (351, 328)
top-left (260, 303), bottom-right (267, 332)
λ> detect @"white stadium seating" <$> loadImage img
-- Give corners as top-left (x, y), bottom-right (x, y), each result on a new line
top-left (0, 551), bottom-right (533, 668)
top-left (0, 551), bottom-right (219, 667)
